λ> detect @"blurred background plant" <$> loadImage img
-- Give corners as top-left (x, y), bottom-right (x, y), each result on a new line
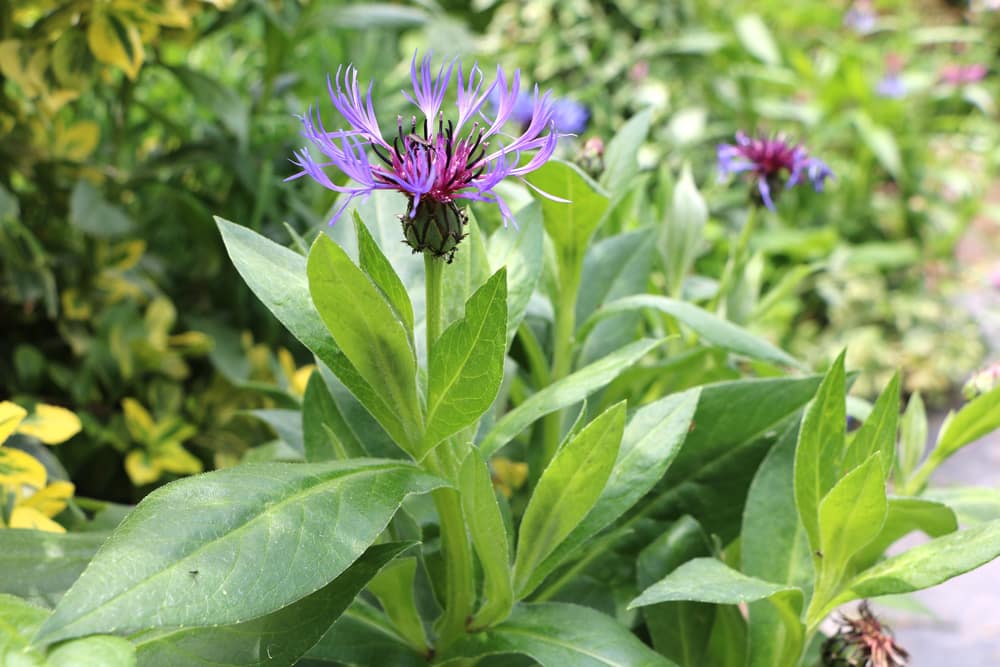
top-left (2, 0), bottom-right (998, 503)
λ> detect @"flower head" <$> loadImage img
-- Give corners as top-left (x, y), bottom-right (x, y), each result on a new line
top-left (876, 54), bottom-right (906, 98)
top-left (289, 53), bottom-right (562, 260)
top-left (717, 132), bottom-right (833, 210)
top-left (821, 602), bottom-right (909, 667)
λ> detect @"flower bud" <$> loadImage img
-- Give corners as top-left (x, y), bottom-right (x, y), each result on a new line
top-left (963, 361), bottom-right (1000, 400)
top-left (400, 198), bottom-right (468, 262)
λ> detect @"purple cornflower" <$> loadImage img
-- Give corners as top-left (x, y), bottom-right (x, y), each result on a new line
top-left (490, 88), bottom-right (589, 134)
top-left (288, 53), bottom-right (561, 259)
top-left (717, 132), bottom-right (833, 210)
top-left (876, 53), bottom-right (906, 99)
top-left (844, 0), bottom-right (877, 34)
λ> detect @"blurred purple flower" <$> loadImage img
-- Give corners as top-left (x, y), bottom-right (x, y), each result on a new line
top-left (940, 63), bottom-right (988, 85)
top-left (717, 132), bottom-right (833, 210)
top-left (844, 0), bottom-right (877, 34)
top-left (876, 73), bottom-right (906, 98)
top-left (490, 87), bottom-right (589, 134)
top-left (288, 53), bottom-right (561, 228)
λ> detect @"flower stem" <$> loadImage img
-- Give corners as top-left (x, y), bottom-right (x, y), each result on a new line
top-left (422, 253), bottom-right (474, 649)
top-left (709, 206), bottom-right (759, 316)
top-left (541, 273), bottom-right (581, 467)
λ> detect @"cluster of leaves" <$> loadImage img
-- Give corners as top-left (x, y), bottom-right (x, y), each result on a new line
top-left (4, 136), bottom-right (1000, 664)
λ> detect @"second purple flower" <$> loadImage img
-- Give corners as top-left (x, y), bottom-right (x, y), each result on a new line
top-left (717, 132), bottom-right (833, 210)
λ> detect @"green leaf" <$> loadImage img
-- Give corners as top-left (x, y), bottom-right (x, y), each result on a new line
top-left (578, 295), bottom-right (806, 370)
top-left (843, 373), bottom-right (899, 480)
top-left (302, 370), bottom-right (364, 462)
top-left (69, 181), bottom-right (133, 238)
top-left (629, 558), bottom-right (801, 609)
top-left (513, 403), bottom-right (625, 598)
top-left (35, 460), bottom-right (445, 644)
top-left (247, 409), bottom-right (303, 454)
top-left (637, 517), bottom-right (715, 665)
top-left (576, 230), bottom-right (655, 366)
top-left (923, 486), bottom-right (1000, 525)
top-left (132, 542), bottom-right (413, 666)
top-left (794, 352), bottom-right (847, 555)
top-left (48, 636), bottom-right (135, 667)
top-left (811, 454), bottom-right (887, 619)
top-left (425, 268), bottom-right (507, 452)
top-left (439, 602), bottom-right (675, 666)
top-left (600, 109), bottom-right (652, 195)
top-left (307, 234), bottom-right (423, 453)
top-left (820, 520), bottom-right (1000, 619)
top-left (668, 375), bottom-right (823, 483)
top-left (848, 497), bottom-right (958, 573)
top-left (735, 15), bottom-right (782, 65)
top-left (895, 392), bottom-right (927, 487)
top-left (741, 424), bottom-right (809, 667)
top-left (461, 451), bottom-right (513, 629)
top-left (659, 165), bottom-right (707, 297)
top-left (355, 214), bottom-right (415, 340)
top-left (524, 160), bottom-right (611, 278)
top-left (0, 531), bottom-right (108, 600)
top-left (216, 218), bottom-right (415, 453)
top-left (527, 389), bottom-right (700, 596)
top-left (367, 557), bottom-right (428, 653)
top-left (933, 384), bottom-right (1000, 461)
top-left (306, 601), bottom-right (426, 666)
top-left (0, 593), bottom-right (49, 664)
top-left (478, 338), bottom-right (662, 458)
top-left (488, 202), bottom-right (544, 347)
top-left (852, 112), bottom-right (903, 180)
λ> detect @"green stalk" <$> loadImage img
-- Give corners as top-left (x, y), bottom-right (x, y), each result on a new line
top-left (540, 272), bottom-right (581, 466)
top-left (422, 253), bottom-right (475, 649)
top-left (709, 206), bottom-right (759, 315)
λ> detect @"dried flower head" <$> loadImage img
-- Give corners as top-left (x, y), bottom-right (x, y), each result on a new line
top-left (821, 602), bottom-right (909, 667)
top-left (717, 132), bottom-right (833, 210)
top-left (289, 53), bottom-right (562, 260)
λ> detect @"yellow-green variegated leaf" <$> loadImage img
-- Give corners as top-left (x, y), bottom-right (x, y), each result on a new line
top-left (87, 9), bottom-right (144, 80)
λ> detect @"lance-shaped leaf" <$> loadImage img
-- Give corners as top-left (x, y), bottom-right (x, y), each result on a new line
top-left (513, 403), bottom-right (625, 598)
top-left (132, 542), bottom-right (414, 666)
top-left (216, 218), bottom-right (417, 452)
top-left (809, 454), bottom-right (887, 622)
top-left (818, 519), bottom-right (1000, 620)
top-left (355, 215), bottom-right (415, 339)
top-left (741, 423), bottom-right (810, 667)
top-left (848, 497), bottom-right (958, 573)
top-left (600, 109), bottom-right (652, 195)
top-left (302, 370), bottom-right (365, 462)
top-left (577, 295), bottom-right (806, 370)
top-left (933, 384), bottom-right (1000, 461)
top-left (307, 234), bottom-right (423, 454)
top-left (424, 268), bottom-right (507, 453)
top-left (629, 558), bottom-right (802, 612)
top-left (525, 160), bottom-right (610, 279)
top-left (478, 338), bottom-right (662, 457)
top-left (843, 373), bottom-right (899, 480)
top-left (439, 602), bottom-right (674, 667)
top-left (794, 352), bottom-right (847, 554)
top-left (461, 451), bottom-right (513, 629)
top-left (0, 531), bottom-right (108, 599)
top-left (525, 389), bottom-right (700, 596)
top-left (34, 460), bottom-right (445, 644)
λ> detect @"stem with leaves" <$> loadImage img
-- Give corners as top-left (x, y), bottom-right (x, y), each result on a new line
top-left (710, 206), bottom-right (759, 315)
